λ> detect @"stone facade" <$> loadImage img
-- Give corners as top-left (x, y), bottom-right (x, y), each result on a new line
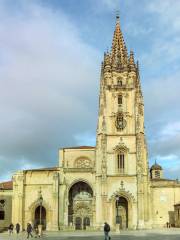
top-left (0, 181), bottom-right (13, 231)
top-left (174, 203), bottom-right (180, 227)
top-left (0, 15), bottom-right (180, 231)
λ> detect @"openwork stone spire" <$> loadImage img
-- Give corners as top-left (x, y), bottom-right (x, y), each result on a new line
top-left (103, 14), bottom-right (139, 75)
top-left (111, 14), bottom-right (128, 70)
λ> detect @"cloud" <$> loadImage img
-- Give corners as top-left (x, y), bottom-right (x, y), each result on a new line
top-left (148, 120), bottom-right (180, 178)
top-left (0, 0), bottom-right (100, 181)
top-left (74, 132), bottom-right (96, 146)
top-left (160, 122), bottom-right (180, 138)
top-left (136, 1), bottom-right (180, 178)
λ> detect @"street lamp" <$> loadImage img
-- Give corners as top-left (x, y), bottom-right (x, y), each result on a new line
top-left (38, 191), bottom-right (43, 225)
top-left (116, 195), bottom-right (120, 224)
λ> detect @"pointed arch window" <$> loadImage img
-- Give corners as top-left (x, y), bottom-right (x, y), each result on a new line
top-left (117, 153), bottom-right (125, 173)
top-left (117, 77), bottom-right (123, 86)
top-left (117, 79), bottom-right (122, 86)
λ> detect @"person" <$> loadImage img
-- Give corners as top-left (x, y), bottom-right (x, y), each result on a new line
top-left (8, 223), bottom-right (14, 235)
top-left (16, 223), bottom-right (20, 234)
top-left (27, 223), bottom-right (33, 239)
top-left (34, 227), bottom-right (38, 238)
top-left (104, 222), bottom-right (111, 240)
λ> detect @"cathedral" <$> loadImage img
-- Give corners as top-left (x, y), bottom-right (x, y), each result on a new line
top-left (0, 15), bottom-right (180, 231)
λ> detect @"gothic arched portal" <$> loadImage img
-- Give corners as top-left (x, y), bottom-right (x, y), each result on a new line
top-left (116, 197), bottom-right (128, 229)
top-left (68, 181), bottom-right (93, 230)
top-left (34, 206), bottom-right (46, 230)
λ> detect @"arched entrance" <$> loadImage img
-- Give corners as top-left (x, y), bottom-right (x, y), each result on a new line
top-left (115, 197), bottom-right (128, 229)
top-left (75, 217), bottom-right (82, 230)
top-left (83, 217), bottom-right (90, 230)
top-left (68, 181), bottom-right (93, 230)
top-left (34, 206), bottom-right (46, 230)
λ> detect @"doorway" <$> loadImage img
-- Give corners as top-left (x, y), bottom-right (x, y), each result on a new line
top-left (34, 206), bottom-right (46, 230)
top-left (116, 197), bottom-right (128, 229)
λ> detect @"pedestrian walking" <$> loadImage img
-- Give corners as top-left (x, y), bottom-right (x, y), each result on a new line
top-left (104, 222), bottom-right (111, 240)
top-left (27, 223), bottom-right (33, 239)
top-left (8, 223), bottom-right (14, 235)
top-left (34, 227), bottom-right (38, 238)
top-left (16, 223), bottom-right (20, 234)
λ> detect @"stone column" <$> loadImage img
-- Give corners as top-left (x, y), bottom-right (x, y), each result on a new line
top-left (51, 172), bottom-right (59, 230)
top-left (12, 171), bottom-right (24, 228)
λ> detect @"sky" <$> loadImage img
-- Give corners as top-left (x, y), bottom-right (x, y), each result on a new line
top-left (0, 0), bottom-right (180, 181)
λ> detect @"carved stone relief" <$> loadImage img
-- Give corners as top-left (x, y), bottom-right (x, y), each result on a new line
top-left (74, 158), bottom-right (92, 168)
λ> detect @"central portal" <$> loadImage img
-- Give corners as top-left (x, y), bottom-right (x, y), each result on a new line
top-left (68, 181), bottom-right (93, 230)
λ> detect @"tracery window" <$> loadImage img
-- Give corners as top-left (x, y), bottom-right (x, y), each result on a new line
top-left (117, 153), bottom-right (125, 173)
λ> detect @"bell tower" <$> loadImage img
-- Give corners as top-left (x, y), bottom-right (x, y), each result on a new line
top-left (95, 14), bottom-right (151, 229)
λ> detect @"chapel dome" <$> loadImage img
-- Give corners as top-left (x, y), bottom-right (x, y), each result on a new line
top-left (150, 163), bottom-right (162, 171)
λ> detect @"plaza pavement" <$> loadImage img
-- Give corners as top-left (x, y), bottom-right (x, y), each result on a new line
top-left (0, 229), bottom-right (180, 240)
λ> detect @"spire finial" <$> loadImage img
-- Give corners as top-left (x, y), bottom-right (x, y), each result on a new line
top-left (116, 10), bottom-right (120, 22)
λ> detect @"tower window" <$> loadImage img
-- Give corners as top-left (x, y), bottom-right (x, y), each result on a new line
top-left (155, 170), bottom-right (160, 178)
top-left (118, 95), bottom-right (122, 105)
top-left (117, 154), bottom-right (124, 173)
top-left (117, 77), bottom-right (123, 86)
top-left (117, 80), bottom-right (122, 86)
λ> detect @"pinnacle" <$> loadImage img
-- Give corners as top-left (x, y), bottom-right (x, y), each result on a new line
top-left (128, 50), bottom-right (136, 71)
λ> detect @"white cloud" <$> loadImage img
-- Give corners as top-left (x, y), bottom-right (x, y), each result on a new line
top-left (160, 122), bottom-right (180, 138)
top-left (0, 0), bottom-right (100, 181)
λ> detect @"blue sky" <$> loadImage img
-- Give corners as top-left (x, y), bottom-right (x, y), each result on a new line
top-left (0, 0), bottom-right (180, 181)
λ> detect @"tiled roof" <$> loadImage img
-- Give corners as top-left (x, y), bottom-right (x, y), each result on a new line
top-left (0, 180), bottom-right (13, 190)
top-left (62, 146), bottom-right (95, 150)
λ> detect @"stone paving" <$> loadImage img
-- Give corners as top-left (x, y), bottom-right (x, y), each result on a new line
top-left (0, 229), bottom-right (180, 240)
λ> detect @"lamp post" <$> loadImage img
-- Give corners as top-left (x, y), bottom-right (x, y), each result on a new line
top-left (116, 195), bottom-right (120, 224)
top-left (38, 190), bottom-right (43, 236)
top-left (39, 193), bottom-right (43, 225)
top-left (115, 195), bottom-right (120, 233)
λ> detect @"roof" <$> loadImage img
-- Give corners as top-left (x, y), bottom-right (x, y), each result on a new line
top-left (62, 146), bottom-right (95, 150)
top-left (0, 180), bottom-right (13, 190)
top-left (151, 178), bottom-right (175, 182)
top-left (150, 163), bottom-right (162, 171)
top-left (24, 167), bottom-right (58, 172)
